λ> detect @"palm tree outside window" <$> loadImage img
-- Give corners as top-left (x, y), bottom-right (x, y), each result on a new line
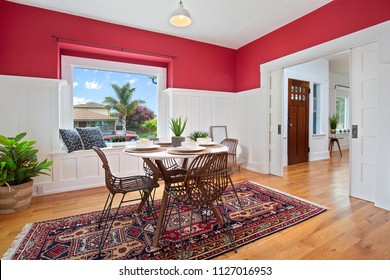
top-left (103, 83), bottom-right (145, 131)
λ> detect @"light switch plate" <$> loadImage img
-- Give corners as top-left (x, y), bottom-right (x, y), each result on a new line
top-left (352, 125), bottom-right (358, 138)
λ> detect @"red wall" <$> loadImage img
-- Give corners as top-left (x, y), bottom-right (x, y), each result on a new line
top-left (236, 0), bottom-right (390, 92)
top-left (1, 0), bottom-right (389, 93)
top-left (0, 1), bottom-right (236, 92)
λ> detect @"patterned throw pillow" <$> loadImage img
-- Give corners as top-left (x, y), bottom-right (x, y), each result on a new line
top-left (59, 129), bottom-right (84, 153)
top-left (76, 127), bottom-right (107, 150)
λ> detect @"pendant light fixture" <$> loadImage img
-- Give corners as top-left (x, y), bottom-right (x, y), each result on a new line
top-left (170, 1), bottom-right (192, 27)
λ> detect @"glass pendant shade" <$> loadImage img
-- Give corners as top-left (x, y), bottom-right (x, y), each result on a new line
top-left (170, 1), bottom-right (192, 27)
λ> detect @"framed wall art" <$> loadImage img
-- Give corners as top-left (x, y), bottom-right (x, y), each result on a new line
top-left (210, 126), bottom-right (227, 144)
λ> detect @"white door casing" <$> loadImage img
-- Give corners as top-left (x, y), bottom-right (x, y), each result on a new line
top-left (350, 42), bottom-right (378, 202)
top-left (269, 69), bottom-right (284, 177)
top-left (260, 22), bottom-right (389, 209)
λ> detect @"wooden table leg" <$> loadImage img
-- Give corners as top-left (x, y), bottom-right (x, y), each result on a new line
top-left (134, 158), bottom-right (160, 214)
top-left (151, 159), bottom-right (173, 248)
top-left (152, 190), bottom-right (169, 247)
top-left (335, 139), bottom-right (342, 157)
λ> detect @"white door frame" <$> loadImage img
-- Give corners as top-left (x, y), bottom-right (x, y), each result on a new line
top-left (260, 21), bottom-right (390, 209)
top-left (268, 69), bottom-right (284, 176)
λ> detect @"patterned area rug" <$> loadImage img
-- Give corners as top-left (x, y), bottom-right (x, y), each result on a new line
top-left (2, 181), bottom-right (327, 260)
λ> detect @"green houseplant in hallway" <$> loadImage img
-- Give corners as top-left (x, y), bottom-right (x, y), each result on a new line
top-left (168, 116), bottom-right (187, 147)
top-left (329, 114), bottom-right (338, 135)
top-left (0, 132), bottom-right (53, 214)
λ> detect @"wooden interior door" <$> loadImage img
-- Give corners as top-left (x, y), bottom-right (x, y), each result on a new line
top-left (288, 79), bottom-right (310, 165)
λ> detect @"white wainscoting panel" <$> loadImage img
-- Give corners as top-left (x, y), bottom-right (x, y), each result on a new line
top-left (60, 157), bottom-right (78, 181)
top-left (162, 88), bottom-right (239, 140)
top-left (44, 148), bottom-right (144, 195)
top-left (237, 88), bottom-right (268, 174)
top-left (0, 76), bottom-right (270, 196)
top-left (0, 75), bottom-right (69, 186)
top-left (0, 75), bottom-right (144, 195)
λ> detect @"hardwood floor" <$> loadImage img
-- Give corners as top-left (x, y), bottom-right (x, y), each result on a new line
top-left (1, 150), bottom-right (390, 259)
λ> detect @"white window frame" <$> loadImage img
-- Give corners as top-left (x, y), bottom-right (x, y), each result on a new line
top-left (61, 55), bottom-right (167, 135)
top-left (312, 83), bottom-right (322, 135)
top-left (335, 85), bottom-right (350, 131)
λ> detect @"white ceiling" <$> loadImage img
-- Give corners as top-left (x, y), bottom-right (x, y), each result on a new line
top-left (9, 0), bottom-right (332, 49)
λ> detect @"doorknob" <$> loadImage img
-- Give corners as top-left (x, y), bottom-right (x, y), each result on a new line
top-left (288, 117), bottom-right (292, 127)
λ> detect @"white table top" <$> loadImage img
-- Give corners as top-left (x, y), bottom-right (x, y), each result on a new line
top-left (123, 145), bottom-right (228, 160)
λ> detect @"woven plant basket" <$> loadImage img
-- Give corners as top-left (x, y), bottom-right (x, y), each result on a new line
top-left (0, 180), bottom-right (33, 214)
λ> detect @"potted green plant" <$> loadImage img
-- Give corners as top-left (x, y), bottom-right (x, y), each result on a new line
top-left (111, 136), bottom-right (126, 143)
top-left (109, 135), bottom-right (127, 147)
top-left (0, 132), bottom-right (53, 214)
top-left (329, 114), bottom-right (338, 135)
top-left (168, 116), bottom-right (187, 147)
top-left (189, 131), bottom-right (209, 141)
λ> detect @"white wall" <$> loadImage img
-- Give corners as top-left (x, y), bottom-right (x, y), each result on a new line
top-left (237, 88), bottom-right (269, 173)
top-left (284, 59), bottom-right (330, 164)
top-left (161, 88), bottom-right (239, 139)
top-left (0, 75), bottom-right (69, 185)
top-left (49, 147), bottom-right (144, 194)
top-left (329, 71), bottom-right (351, 150)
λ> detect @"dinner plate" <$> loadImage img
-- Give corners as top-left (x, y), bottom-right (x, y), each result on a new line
top-left (198, 142), bottom-right (217, 146)
top-left (133, 144), bottom-right (161, 150)
top-left (174, 146), bottom-right (206, 152)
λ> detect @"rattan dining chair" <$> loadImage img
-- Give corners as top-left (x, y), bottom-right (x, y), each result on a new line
top-left (143, 158), bottom-right (187, 179)
top-left (220, 138), bottom-right (243, 209)
top-left (163, 151), bottom-right (237, 259)
top-left (92, 147), bottom-right (159, 254)
top-left (142, 138), bottom-right (187, 179)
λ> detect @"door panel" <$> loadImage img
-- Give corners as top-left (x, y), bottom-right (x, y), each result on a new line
top-left (350, 42), bottom-right (378, 202)
top-left (288, 79), bottom-right (310, 165)
top-left (269, 70), bottom-right (284, 177)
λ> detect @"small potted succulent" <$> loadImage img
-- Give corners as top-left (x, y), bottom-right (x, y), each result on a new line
top-left (168, 116), bottom-right (187, 147)
top-left (0, 132), bottom-right (53, 214)
top-left (188, 130), bottom-right (209, 141)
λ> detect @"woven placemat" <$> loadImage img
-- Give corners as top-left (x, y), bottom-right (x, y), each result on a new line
top-left (167, 148), bottom-right (211, 155)
top-left (153, 142), bottom-right (173, 147)
top-left (124, 147), bottom-right (167, 153)
top-left (199, 144), bottom-right (224, 148)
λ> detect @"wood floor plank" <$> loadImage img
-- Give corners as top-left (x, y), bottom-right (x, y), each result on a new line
top-left (1, 150), bottom-right (390, 259)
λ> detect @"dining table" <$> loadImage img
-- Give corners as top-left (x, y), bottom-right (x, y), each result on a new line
top-left (123, 141), bottom-right (228, 247)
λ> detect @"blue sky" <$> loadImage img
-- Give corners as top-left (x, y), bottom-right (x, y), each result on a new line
top-left (72, 67), bottom-right (158, 114)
